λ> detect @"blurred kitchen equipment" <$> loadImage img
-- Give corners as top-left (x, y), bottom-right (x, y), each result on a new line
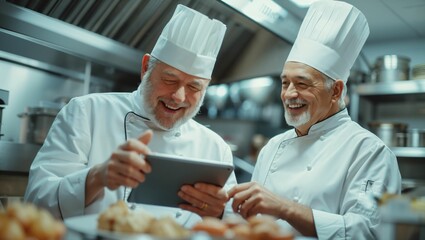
top-left (349, 69), bottom-right (367, 84)
top-left (368, 121), bottom-right (408, 147)
top-left (406, 129), bottom-right (425, 147)
top-left (395, 132), bottom-right (407, 147)
top-left (54, 96), bottom-right (72, 107)
top-left (205, 84), bottom-right (229, 118)
top-left (0, 89), bottom-right (9, 140)
top-left (228, 82), bottom-right (241, 108)
top-left (0, 142), bottom-right (40, 199)
top-left (371, 55), bottom-right (410, 83)
top-left (239, 76), bottom-right (276, 106)
top-left (18, 107), bottom-right (60, 145)
top-left (412, 63), bottom-right (425, 80)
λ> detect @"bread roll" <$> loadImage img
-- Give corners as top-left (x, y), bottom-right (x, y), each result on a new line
top-left (0, 214), bottom-right (25, 240)
top-left (192, 216), bottom-right (228, 237)
top-left (230, 223), bottom-right (251, 239)
top-left (1, 202), bottom-right (65, 240)
top-left (98, 200), bottom-right (130, 231)
top-left (27, 209), bottom-right (66, 240)
top-left (149, 216), bottom-right (190, 238)
top-left (113, 212), bottom-right (153, 233)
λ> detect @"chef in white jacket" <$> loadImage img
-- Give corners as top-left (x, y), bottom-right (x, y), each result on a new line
top-left (228, 1), bottom-right (401, 239)
top-left (24, 4), bottom-right (237, 227)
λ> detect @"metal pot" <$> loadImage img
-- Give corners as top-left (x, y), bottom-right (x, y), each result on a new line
top-left (18, 107), bottom-right (59, 145)
top-left (406, 129), bottom-right (425, 147)
top-left (371, 55), bottom-right (410, 83)
top-left (349, 69), bottom-right (367, 84)
top-left (368, 121), bottom-right (408, 147)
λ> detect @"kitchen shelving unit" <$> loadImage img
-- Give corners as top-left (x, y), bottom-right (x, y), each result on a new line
top-left (391, 147), bottom-right (425, 158)
top-left (349, 79), bottom-right (425, 181)
top-left (350, 79), bottom-right (425, 124)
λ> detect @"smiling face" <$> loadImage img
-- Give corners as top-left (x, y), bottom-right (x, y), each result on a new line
top-left (140, 56), bottom-right (209, 130)
top-left (281, 61), bottom-right (342, 135)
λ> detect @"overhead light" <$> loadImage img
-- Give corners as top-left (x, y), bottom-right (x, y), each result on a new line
top-left (240, 77), bottom-right (274, 88)
top-left (289, 0), bottom-right (322, 8)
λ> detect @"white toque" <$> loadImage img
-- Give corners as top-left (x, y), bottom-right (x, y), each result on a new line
top-left (151, 4), bottom-right (226, 79)
top-left (286, 1), bottom-right (369, 83)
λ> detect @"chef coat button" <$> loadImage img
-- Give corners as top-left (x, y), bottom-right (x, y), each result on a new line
top-left (307, 165), bottom-right (312, 171)
top-left (293, 196), bottom-right (299, 202)
top-left (175, 132), bottom-right (181, 137)
top-left (175, 210), bottom-right (182, 218)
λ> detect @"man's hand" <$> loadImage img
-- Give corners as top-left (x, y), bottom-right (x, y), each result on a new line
top-left (228, 182), bottom-right (286, 219)
top-left (85, 130), bottom-right (153, 205)
top-left (178, 183), bottom-right (229, 218)
top-left (228, 182), bottom-right (317, 237)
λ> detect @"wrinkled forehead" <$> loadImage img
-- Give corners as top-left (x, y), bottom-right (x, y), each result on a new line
top-left (281, 61), bottom-right (325, 81)
top-left (155, 61), bottom-right (210, 87)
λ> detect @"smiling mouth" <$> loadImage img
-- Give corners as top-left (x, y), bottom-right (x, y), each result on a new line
top-left (287, 103), bottom-right (306, 109)
top-left (163, 102), bottom-right (182, 111)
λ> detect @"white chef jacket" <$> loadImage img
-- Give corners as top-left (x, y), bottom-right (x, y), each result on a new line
top-left (24, 85), bottom-right (237, 227)
top-left (252, 109), bottom-right (401, 239)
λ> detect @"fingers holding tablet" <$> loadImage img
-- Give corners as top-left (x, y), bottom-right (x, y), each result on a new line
top-left (127, 153), bottom-right (233, 209)
top-left (178, 184), bottom-right (228, 218)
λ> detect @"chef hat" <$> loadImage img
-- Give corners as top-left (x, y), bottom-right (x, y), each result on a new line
top-left (286, 1), bottom-right (369, 82)
top-left (151, 4), bottom-right (226, 79)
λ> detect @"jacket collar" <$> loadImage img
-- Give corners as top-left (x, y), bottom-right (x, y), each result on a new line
top-left (306, 108), bottom-right (350, 135)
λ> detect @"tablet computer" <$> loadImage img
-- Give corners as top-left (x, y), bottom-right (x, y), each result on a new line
top-left (127, 153), bottom-right (234, 208)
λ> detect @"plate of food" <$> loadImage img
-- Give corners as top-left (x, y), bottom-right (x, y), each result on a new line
top-left (65, 201), bottom-right (192, 240)
top-left (65, 200), bottom-right (295, 240)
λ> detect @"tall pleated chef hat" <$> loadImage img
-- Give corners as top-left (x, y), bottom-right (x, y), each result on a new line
top-left (151, 4), bottom-right (226, 79)
top-left (286, 0), bottom-right (369, 83)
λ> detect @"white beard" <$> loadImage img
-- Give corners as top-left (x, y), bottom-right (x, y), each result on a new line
top-left (284, 110), bottom-right (311, 128)
top-left (140, 71), bottom-right (205, 130)
top-left (283, 98), bottom-right (310, 128)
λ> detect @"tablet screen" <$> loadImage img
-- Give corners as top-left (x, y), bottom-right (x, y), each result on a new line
top-left (127, 153), bottom-right (234, 208)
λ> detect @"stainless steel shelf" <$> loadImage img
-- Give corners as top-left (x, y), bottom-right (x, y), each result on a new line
top-left (391, 147), bottom-right (425, 158)
top-left (355, 79), bottom-right (425, 96)
top-left (350, 79), bottom-right (425, 121)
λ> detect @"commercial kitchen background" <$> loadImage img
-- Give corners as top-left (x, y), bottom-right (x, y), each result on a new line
top-left (1, 0), bottom-right (425, 195)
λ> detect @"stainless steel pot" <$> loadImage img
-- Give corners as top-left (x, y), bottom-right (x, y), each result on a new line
top-left (18, 107), bottom-right (59, 145)
top-left (406, 129), bottom-right (425, 147)
top-left (368, 122), bottom-right (408, 147)
top-left (349, 69), bottom-right (367, 84)
top-left (371, 55), bottom-right (410, 82)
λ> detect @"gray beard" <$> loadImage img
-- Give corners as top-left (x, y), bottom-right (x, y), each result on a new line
top-left (140, 72), bottom-right (205, 130)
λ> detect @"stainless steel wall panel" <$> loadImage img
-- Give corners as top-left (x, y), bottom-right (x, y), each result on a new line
top-left (0, 60), bottom-right (85, 142)
top-left (0, 1), bottom-right (143, 74)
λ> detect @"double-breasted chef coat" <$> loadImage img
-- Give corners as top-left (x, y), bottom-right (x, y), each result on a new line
top-left (253, 109), bottom-right (401, 239)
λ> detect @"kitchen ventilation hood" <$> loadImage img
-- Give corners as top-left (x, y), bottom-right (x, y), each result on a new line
top-left (1, 0), bottom-right (300, 85)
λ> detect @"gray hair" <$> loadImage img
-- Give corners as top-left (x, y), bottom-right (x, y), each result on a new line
top-left (146, 56), bottom-right (158, 73)
top-left (323, 74), bottom-right (346, 110)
